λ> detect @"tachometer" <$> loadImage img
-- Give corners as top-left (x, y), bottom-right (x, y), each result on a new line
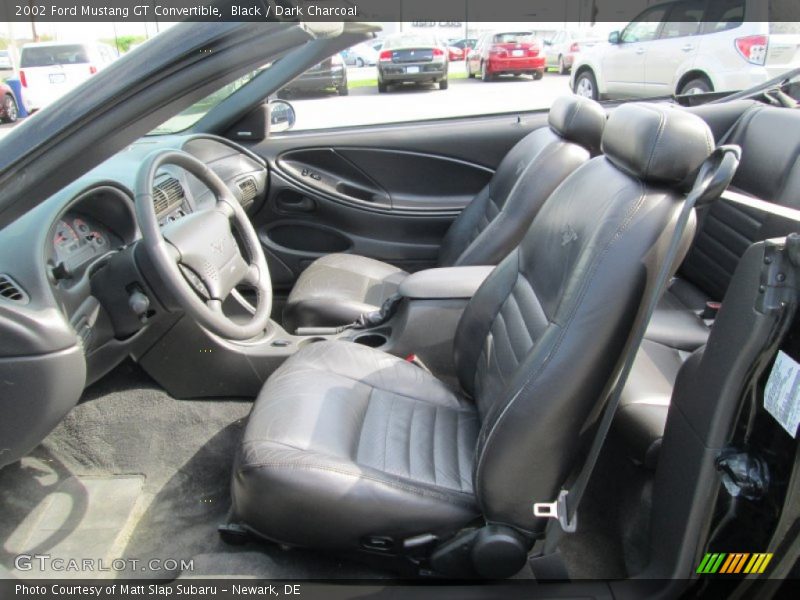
top-left (73, 217), bottom-right (107, 248)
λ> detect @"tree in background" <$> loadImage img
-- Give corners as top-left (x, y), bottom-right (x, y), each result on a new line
top-left (102, 35), bottom-right (148, 54)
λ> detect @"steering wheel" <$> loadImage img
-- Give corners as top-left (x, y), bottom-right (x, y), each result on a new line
top-left (135, 150), bottom-right (271, 341)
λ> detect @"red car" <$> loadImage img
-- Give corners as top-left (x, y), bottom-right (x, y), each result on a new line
top-left (447, 46), bottom-right (464, 62)
top-left (467, 31), bottom-right (545, 81)
top-left (0, 82), bottom-right (19, 123)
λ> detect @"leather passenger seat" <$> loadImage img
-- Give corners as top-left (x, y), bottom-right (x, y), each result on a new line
top-left (617, 105), bottom-right (800, 468)
top-left (230, 103), bottom-right (715, 567)
top-left (282, 95), bottom-right (606, 332)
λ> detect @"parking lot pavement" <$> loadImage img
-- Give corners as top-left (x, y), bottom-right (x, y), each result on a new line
top-left (289, 69), bottom-right (573, 130)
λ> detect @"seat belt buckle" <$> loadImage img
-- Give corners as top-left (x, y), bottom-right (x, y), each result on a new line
top-left (405, 354), bottom-right (431, 373)
top-left (533, 490), bottom-right (577, 533)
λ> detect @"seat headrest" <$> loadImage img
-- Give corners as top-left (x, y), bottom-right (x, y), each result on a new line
top-left (602, 103), bottom-right (714, 190)
top-left (548, 95), bottom-right (606, 154)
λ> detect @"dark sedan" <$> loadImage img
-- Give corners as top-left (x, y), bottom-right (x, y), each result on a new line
top-left (0, 82), bottom-right (19, 123)
top-left (278, 53), bottom-right (348, 97)
top-left (377, 33), bottom-right (449, 93)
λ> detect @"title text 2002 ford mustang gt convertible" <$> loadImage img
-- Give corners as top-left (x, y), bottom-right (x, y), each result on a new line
top-left (0, 20), bottom-right (799, 598)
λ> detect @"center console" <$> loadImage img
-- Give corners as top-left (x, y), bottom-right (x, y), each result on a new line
top-left (136, 266), bottom-right (494, 398)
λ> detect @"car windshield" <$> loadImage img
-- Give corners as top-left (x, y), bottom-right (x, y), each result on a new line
top-left (384, 35), bottom-right (438, 49)
top-left (493, 32), bottom-right (533, 44)
top-left (20, 45), bottom-right (89, 67)
top-left (148, 67), bottom-right (267, 135)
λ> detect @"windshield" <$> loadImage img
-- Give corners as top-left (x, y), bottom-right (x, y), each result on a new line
top-left (493, 32), bottom-right (534, 44)
top-left (148, 67), bottom-right (267, 135)
top-left (384, 35), bottom-right (439, 49)
top-left (20, 45), bottom-right (89, 67)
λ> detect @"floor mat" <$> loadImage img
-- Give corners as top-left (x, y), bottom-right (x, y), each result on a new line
top-left (0, 361), bottom-right (392, 580)
top-left (4, 475), bottom-right (144, 578)
top-left (179, 552), bottom-right (390, 579)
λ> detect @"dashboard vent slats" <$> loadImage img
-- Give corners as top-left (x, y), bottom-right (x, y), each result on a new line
top-left (238, 178), bottom-right (258, 208)
top-left (0, 275), bottom-right (28, 304)
top-left (153, 177), bottom-right (185, 216)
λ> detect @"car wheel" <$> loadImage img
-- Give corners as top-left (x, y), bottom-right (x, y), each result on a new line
top-left (679, 77), bottom-right (712, 96)
top-left (338, 85), bottom-right (349, 96)
top-left (574, 70), bottom-right (598, 100)
top-left (481, 62), bottom-right (493, 82)
top-left (356, 57), bottom-right (365, 68)
top-left (2, 94), bottom-right (18, 123)
top-left (439, 78), bottom-right (449, 90)
top-left (378, 81), bottom-right (388, 94)
top-left (533, 69), bottom-right (544, 81)
top-left (467, 62), bottom-right (475, 78)
top-left (558, 56), bottom-right (569, 75)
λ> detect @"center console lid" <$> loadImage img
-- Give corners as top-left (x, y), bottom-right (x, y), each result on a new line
top-left (398, 266), bottom-right (495, 300)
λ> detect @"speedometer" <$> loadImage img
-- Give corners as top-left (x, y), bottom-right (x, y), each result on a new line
top-left (53, 220), bottom-right (79, 254)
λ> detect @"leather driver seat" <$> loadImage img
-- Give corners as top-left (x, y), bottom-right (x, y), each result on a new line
top-left (231, 103), bottom-right (715, 562)
top-left (282, 95), bottom-right (607, 332)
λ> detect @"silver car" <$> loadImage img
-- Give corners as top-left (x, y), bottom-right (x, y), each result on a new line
top-left (543, 30), bottom-right (603, 74)
top-left (571, 0), bottom-right (800, 100)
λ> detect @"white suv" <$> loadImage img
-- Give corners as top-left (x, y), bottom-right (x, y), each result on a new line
top-left (570, 0), bottom-right (800, 100)
top-left (19, 42), bottom-right (117, 111)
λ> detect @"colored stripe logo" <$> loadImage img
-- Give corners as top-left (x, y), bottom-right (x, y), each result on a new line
top-left (696, 553), bottom-right (773, 574)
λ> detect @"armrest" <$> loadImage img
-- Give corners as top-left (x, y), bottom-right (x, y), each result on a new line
top-left (398, 266), bottom-right (495, 299)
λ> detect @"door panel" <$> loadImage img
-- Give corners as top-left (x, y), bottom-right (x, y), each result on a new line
top-left (604, 4), bottom-right (668, 97)
top-left (333, 148), bottom-right (493, 211)
top-left (277, 147), bottom-right (493, 212)
top-left (246, 111), bottom-right (548, 290)
top-left (602, 44), bottom-right (647, 96)
top-left (645, 1), bottom-right (705, 95)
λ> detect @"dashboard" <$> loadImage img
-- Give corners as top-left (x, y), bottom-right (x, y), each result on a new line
top-left (0, 133), bottom-right (268, 469)
top-left (0, 133), bottom-right (267, 377)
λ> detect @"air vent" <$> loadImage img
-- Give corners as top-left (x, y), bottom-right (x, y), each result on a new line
top-left (152, 177), bottom-right (185, 216)
top-left (0, 275), bottom-right (28, 303)
top-left (238, 177), bottom-right (258, 208)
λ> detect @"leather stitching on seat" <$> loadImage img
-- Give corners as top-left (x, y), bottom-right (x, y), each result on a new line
top-left (290, 362), bottom-right (466, 409)
top-left (475, 183), bottom-right (648, 497)
top-left (237, 454), bottom-right (477, 506)
top-left (642, 107), bottom-right (666, 183)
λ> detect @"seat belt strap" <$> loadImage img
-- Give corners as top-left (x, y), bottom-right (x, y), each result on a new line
top-left (531, 144), bottom-right (742, 570)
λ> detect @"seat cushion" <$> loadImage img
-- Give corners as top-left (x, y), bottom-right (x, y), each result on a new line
top-left (614, 340), bottom-right (692, 468)
top-left (232, 341), bottom-right (480, 549)
top-left (283, 254), bottom-right (408, 332)
top-left (645, 278), bottom-right (711, 351)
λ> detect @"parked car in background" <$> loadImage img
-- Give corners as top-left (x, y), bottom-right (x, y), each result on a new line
top-left (19, 41), bottom-right (117, 111)
top-left (377, 33), bottom-right (449, 93)
top-left (449, 37), bottom-right (478, 56)
top-left (544, 29), bottom-right (604, 74)
top-left (571, 0), bottom-right (800, 100)
top-left (447, 45), bottom-right (465, 61)
top-left (0, 81), bottom-right (19, 123)
top-left (341, 43), bottom-right (378, 67)
top-left (0, 50), bottom-right (14, 71)
top-left (467, 31), bottom-right (545, 81)
top-left (278, 53), bottom-right (348, 97)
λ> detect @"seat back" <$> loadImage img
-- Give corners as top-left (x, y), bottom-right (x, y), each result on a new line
top-left (680, 106), bottom-right (800, 301)
top-left (453, 103), bottom-right (715, 532)
top-left (437, 95), bottom-right (606, 267)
